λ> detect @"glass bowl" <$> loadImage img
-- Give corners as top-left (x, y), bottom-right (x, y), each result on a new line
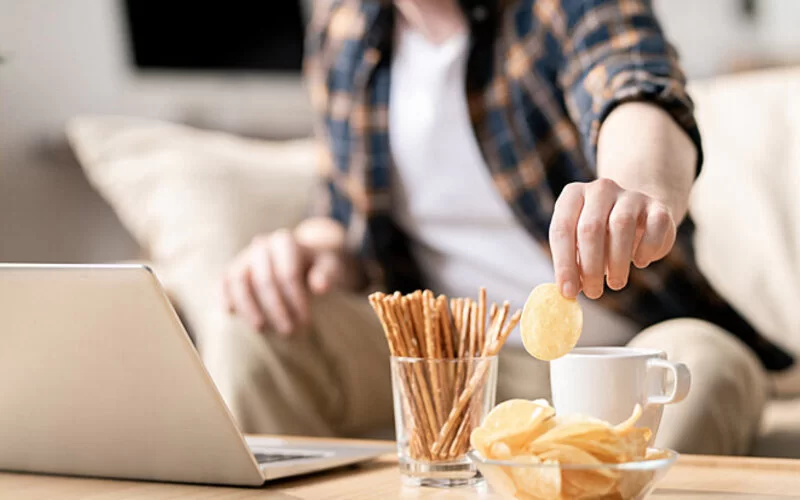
top-left (468, 448), bottom-right (677, 499)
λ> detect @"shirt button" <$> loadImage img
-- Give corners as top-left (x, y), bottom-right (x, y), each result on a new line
top-left (472, 6), bottom-right (488, 22)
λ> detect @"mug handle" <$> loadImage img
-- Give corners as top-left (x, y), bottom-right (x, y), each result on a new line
top-left (646, 358), bottom-right (691, 405)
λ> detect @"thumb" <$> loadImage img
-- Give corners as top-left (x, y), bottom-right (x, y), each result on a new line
top-left (307, 252), bottom-right (342, 295)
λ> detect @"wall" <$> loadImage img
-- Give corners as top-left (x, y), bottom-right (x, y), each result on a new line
top-left (656, 0), bottom-right (800, 78)
top-left (0, 0), bottom-right (313, 263)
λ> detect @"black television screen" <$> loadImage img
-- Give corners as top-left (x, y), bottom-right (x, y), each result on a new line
top-left (123, 1), bottom-right (306, 72)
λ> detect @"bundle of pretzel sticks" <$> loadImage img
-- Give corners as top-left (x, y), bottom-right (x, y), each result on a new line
top-left (368, 288), bottom-right (521, 462)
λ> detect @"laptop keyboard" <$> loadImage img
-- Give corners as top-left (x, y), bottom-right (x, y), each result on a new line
top-left (254, 452), bottom-right (325, 464)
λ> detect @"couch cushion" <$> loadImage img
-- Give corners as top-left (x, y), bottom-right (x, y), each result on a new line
top-left (66, 116), bottom-right (316, 352)
top-left (689, 67), bottom-right (800, 359)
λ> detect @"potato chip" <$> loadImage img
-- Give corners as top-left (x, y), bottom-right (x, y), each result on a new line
top-left (476, 399), bottom-right (555, 451)
top-left (472, 399), bottom-right (669, 499)
top-left (644, 448), bottom-right (671, 461)
top-left (475, 462), bottom-right (518, 497)
top-left (553, 438), bottom-right (626, 464)
top-left (470, 426), bottom-right (492, 457)
top-left (613, 404), bottom-right (643, 433)
top-left (520, 283), bottom-right (583, 361)
top-left (532, 420), bottom-right (617, 446)
top-left (510, 457), bottom-right (561, 500)
top-left (489, 441), bottom-right (513, 460)
top-left (617, 427), bottom-right (652, 461)
top-left (536, 443), bottom-right (616, 479)
top-left (562, 469), bottom-right (617, 498)
top-left (614, 469), bottom-right (656, 499)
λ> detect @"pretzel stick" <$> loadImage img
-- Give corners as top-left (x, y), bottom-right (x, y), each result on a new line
top-left (487, 303), bottom-right (498, 352)
top-left (384, 298), bottom-right (439, 451)
top-left (422, 291), bottom-right (445, 428)
top-left (409, 291), bottom-right (427, 357)
top-left (464, 301), bottom-right (479, 395)
top-left (458, 301), bottom-right (481, 455)
top-left (399, 373), bottom-right (429, 460)
top-left (370, 295), bottom-right (435, 459)
top-left (490, 309), bottom-right (520, 354)
top-left (438, 296), bottom-right (455, 359)
top-left (425, 292), bottom-right (442, 360)
top-left (450, 298), bottom-right (462, 340)
top-left (477, 287), bottom-right (486, 355)
top-left (408, 292), bottom-right (441, 452)
top-left (451, 306), bottom-right (506, 457)
top-left (469, 302), bottom-right (476, 358)
top-left (450, 300), bottom-right (472, 413)
top-left (399, 297), bottom-right (420, 355)
top-left (399, 297), bottom-right (421, 357)
top-left (448, 407), bottom-right (473, 457)
top-left (433, 309), bottom-right (521, 455)
top-left (436, 301), bottom-right (479, 455)
top-left (436, 296), bottom-right (456, 430)
top-left (483, 308), bottom-right (504, 351)
top-left (492, 302), bottom-right (510, 348)
top-left (454, 298), bottom-right (465, 355)
top-left (381, 298), bottom-right (430, 437)
top-left (368, 294), bottom-right (398, 354)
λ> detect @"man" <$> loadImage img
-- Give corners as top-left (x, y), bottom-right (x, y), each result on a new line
top-left (219, 0), bottom-right (793, 454)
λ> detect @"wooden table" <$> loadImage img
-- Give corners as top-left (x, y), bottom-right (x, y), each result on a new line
top-left (1, 439), bottom-right (799, 499)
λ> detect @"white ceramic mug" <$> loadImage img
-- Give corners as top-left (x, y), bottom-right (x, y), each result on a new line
top-left (549, 347), bottom-right (691, 438)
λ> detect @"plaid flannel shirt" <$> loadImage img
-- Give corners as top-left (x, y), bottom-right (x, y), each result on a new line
top-left (304, 0), bottom-right (793, 370)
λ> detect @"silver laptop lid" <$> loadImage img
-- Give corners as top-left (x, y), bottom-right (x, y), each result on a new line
top-left (0, 264), bottom-right (264, 486)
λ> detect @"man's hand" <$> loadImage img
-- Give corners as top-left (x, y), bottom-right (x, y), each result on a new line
top-left (550, 178), bottom-right (677, 300)
top-left (222, 218), bottom-right (363, 335)
top-left (552, 102), bottom-right (698, 300)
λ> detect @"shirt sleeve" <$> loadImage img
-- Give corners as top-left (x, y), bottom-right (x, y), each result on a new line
top-left (550, 0), bottom-right (703, 174)
top-left (303, 0), bottom-right (349, 222)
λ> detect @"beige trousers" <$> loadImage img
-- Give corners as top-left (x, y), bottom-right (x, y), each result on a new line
top-left (202, 292), bottom-right (768, 455)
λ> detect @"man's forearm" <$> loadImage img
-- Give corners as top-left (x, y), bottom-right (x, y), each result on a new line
top-left (596, 102), bottom-right (698, 223)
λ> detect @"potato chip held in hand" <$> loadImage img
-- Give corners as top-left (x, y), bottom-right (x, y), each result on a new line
top-left (520, 283), bottom-right (583, 361)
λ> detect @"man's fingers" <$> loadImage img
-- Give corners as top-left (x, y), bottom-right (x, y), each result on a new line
top-left (269, 231), bottom-right (311, 327)
top-left (550, 183), bottom-right (584, 299)
top-left (577, 180), bottom-right (617, 299)
top-left (308, 252), bottom-right (342, 295)
top-left (606, 193), bottom-right (645, 290)
top-left (251, 242), bottom-right (294, 336)
top-left (226, 266), bottom-right (265, 331)
top-left (222, 277), bottom-right (234, 314)
top-left (633, 202), bottom-right (676, 268)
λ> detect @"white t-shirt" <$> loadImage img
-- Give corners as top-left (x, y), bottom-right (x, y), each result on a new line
top-left (388, 28), bottom-right (638, 346)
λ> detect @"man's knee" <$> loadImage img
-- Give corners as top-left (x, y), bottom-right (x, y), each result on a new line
top-left (632, 319), bottom-right (764, 377)
top-left (630, 318), bottom-right (768, 454)
top-left (199, 307), bottom-right (337, 436)
top-left (198, 292), bottom-right (387, 436)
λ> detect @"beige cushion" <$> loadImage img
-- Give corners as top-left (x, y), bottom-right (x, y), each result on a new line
top-left (689, 67), bottom-right (800, 356)
top-left (66, 116), bottom-right (316, 351)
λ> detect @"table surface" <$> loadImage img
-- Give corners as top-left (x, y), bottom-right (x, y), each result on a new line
top-left (2, 437), bottom-right (800, 499)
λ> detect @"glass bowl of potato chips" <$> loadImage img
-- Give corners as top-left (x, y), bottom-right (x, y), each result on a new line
top-left (468, 447), bottom-right (676, 499)
top-left (467, 399), bottom-right (677, 499)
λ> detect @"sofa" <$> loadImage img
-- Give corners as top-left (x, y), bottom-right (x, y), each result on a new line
top-left (67, 66), bottom-right (800, 458)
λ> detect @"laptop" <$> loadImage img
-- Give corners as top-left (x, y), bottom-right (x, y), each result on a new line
top-left (0, 264), bottom-right (392, 486)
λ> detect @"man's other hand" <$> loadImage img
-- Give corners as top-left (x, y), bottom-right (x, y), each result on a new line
top-left (222, 218), bottom-right (362, 336)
